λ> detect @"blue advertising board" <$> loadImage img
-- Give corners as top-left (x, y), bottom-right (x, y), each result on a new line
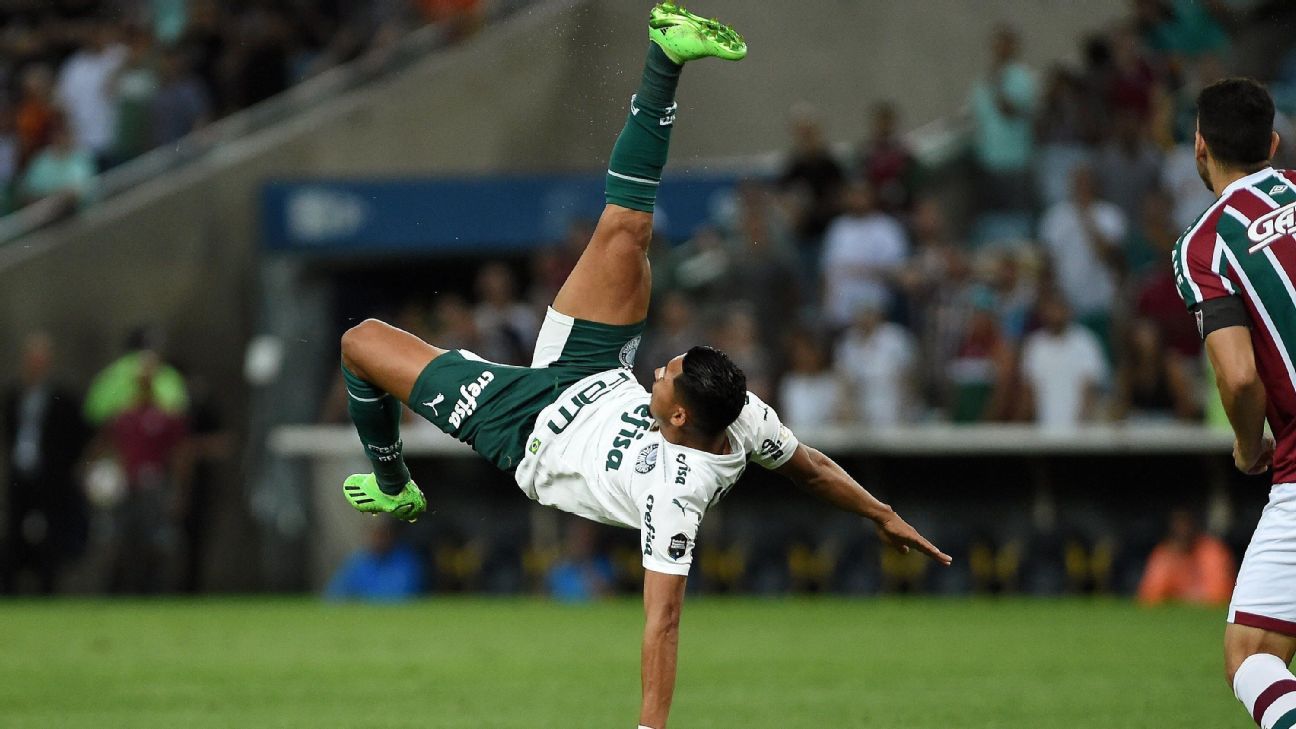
top-left (260, 172), bottom-right (740, 254)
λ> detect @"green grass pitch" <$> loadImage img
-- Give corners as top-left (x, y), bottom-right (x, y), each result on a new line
top-left (1, 597), bottom-right (1245, 728)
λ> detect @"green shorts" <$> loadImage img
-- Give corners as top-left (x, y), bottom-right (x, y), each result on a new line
top-left (408, 308), bottom-right (644, 471)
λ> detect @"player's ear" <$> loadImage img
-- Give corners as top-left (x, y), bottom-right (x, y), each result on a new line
top-left (1271, 131), bottom-right (1281, 161)
top-left (670, 405), bottom-right (688, 428)
top-left (1195, 128), bottom-right (1208, 163)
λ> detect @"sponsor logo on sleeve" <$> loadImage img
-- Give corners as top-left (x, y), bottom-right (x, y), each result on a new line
top-left (643, 495), bottom-right (655, 555)
top-left (668, 533), bottom-right (689, 560)
top-left (673, 453), bottom-right (690, 485)
top-left (1247, 200), bottom-right (1296, 253)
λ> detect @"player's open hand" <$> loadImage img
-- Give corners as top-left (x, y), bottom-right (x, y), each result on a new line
top-left (874, 513), bottom-right (952, 566)
top-left (1234, 434), bottom-right (1276, 475)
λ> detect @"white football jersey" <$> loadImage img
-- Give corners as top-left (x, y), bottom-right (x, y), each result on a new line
top-left (514, 369), bottom-right (798, 576)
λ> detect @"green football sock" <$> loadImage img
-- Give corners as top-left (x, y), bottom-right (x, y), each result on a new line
top-left (605, 43), bottom-right (682, 213)
top-left (342, 365), bottom-right (410, 496)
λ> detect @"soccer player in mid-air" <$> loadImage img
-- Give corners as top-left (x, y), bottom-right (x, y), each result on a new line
top-left (334, 4), bottom-right (949, 727)
top-left (1175, 78), bottom-right (1296, 729)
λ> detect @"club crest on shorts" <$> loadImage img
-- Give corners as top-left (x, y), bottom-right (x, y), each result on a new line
top-left (619, 335), bottom-right (641, 369)
top-left (668, 532), bottom-right (689, 560)
top-left (635, 443), bottom-right (659, 474)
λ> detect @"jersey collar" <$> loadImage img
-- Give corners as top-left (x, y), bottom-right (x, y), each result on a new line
top-left (1220, 166), bottom-right (1276, 198)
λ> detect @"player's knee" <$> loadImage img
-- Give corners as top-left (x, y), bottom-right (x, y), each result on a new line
top-left (602, 208), bottom-right (653, 250)
top-left (340, 318), bottom-right (389, 370)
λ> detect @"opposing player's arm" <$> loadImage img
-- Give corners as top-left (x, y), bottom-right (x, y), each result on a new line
top-left (1198, 296), bottom-right (1272, 474)
top-left (640, 569), bottom-right (687, 729)
top-left (775, 444), bottom-right (952, 565)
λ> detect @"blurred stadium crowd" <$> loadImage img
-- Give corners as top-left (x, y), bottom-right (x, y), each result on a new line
top-left (0, 0), bottom-right (482, 216)
top-left (6, 0), bottom-right (1295, 602)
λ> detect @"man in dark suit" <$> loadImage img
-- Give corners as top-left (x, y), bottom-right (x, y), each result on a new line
top-left (2, 333), bottom-right (91, 593)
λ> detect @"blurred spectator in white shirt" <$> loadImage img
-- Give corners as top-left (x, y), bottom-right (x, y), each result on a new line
top-left (834, 304), bottom-right (917, 427)
top-left (1021, 291), bottom-right (1109, 429)
top-left (56, 22), bottom-right (128, 167)
top-left (1039, 164), bottom-right (1127, 340)
top-left (778, 331), bottom-right (845, 429)
top-left (821, 180), bottom-right (909, 328)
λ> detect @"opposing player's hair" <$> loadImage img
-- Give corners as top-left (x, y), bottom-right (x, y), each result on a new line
top-left (1197, 78), bottom-right (1275, 169)
top-left (676, 346), bottom-right (747, 436)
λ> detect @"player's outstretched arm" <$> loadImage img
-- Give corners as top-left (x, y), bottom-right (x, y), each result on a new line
top-left (640, 569), bottom-right (687, 729)
top-left (1205, 325), bottom-right (1273, 474)
top-left (776, 444), bottom-right (952, 565)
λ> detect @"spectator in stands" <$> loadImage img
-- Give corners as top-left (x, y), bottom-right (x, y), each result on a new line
top-left (1034, 65), bottom-right (1096, 209)
top-left (1020, 290), bottom-right (1109, 428)
top-left (326, 521), bottom-right (423, 601)
top-left (778, 330), bottom-right (845, 429)
top-left (1104, 26), bottom-right (1159, 122)
top-left (855, 101), bottom-right (916, 214)
top-left (102, 361), bottom-right (189, 593)
top-left (896, 198), bottom-right (967, 397)
top-left (1038, 164), bottom-right (1127, 347)
top-left (713, 305), bottom-right (774, 403)
top-left (638, 291), bottom-right (701, 386)
top-left (969, 25), bottom-right (1038, 214)
top-left (821, 179), bottom-right (909, 328)
top-left (429, 293), bottom-right (485, 354)
top-left (1113, 318), bottom-right (1200, 421)
top-left (111, 26), bottom-right (159, 165)
top-left (834, 303), bottom-right (917, 427)
top-left (725, 181), bottom-right (801, 325)
top-left (15, 64), bottom-right (56, 165)
top-left (1137, 507), bottom-right (1234, 606)
top-left (55, 20), bottom-right (127, 169)
top-left (84, 326), bottom-right (188, 428)
top-left (1134, 191), bottom-right (1202, 361)
top-left (18, 112), bottom-right (96, 211)
top-left (0, 106), bottom-right (18, 211)
top-left (945, 289), bottom-right (1018, 423)
top-left (473, 262), bottom-right (538, 365)
top-left (546, 519), bottom-right (614, 602)
top-left (1094, 110), bottom-right (1163, 229)
top-left (987, 250), bottom-right (1037, 344)
top-left (2, 333), bottom-right (91, 594)
top-left (1135, 0), bottom-right (1231, 60)
top-left (150, 46), bottom-right (212, 149)
top-left (529, 219), bottom-right (590, 309)
top-left (779, 105), bottom-right (845, 282)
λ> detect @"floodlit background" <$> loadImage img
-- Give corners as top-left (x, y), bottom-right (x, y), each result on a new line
top-left (0, 1), bottom-right (1291, 726)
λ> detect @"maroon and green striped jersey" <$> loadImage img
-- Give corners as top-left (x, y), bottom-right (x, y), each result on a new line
top-left (1174, 167), bottom-right (1296, 483)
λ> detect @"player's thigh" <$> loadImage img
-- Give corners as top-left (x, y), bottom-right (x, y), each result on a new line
top-left (340, 318), bottom-right (446, 403)
top-left (551, 204), bottom-right (652, 326)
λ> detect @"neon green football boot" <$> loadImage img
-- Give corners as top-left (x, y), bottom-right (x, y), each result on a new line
top-left (342, 473), bottom-right (427, 523)
top-left (649, 3), bottom-right (747, 63)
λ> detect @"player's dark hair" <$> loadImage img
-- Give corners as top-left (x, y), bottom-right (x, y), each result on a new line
top-left (676, 346), bottom-right (747, 436)
top-left (1197, 78), bottom-right (1275, 169)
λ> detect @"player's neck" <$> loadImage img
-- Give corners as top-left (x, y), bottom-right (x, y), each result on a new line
top-left (660, 424), bottom-right (730, 455)
top-left (1211, 161), bottom-right (1270, 198)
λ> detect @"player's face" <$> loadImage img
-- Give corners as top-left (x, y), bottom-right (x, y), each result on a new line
top-left (649, 354), bottom-right (687, 426)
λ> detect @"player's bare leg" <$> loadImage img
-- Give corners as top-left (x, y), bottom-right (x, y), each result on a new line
top-left (1227, 624), bottom-right (1296, 727)
top-left (551, 3), bottom-right (745, 327)
top-left (335, 319), bottom-right (442, 521)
